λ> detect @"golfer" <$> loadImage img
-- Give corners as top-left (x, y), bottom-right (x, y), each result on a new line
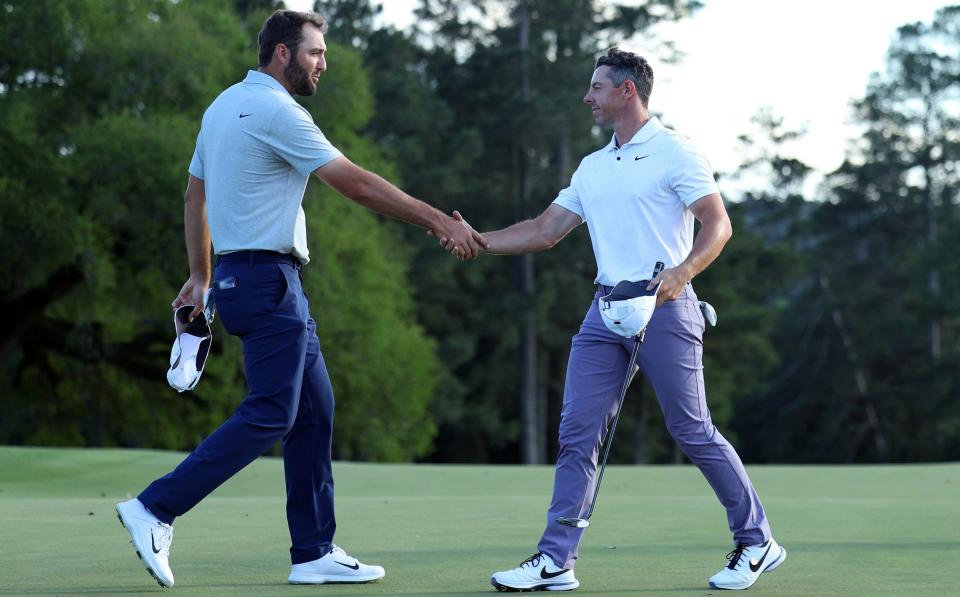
top-left (485, 48), bottom-right (785, 591)
top-left (116, 9), bottom-right (484, 588)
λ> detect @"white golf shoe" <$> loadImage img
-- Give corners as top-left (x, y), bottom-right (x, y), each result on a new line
top-left (708, 538), bottom-right (787, 590)
top-left (116, 498), bottom-right (175, 588)
top-left (288, 545), bottom-right (385, 584)
top-left (491, 552), bottom-right (579, 592)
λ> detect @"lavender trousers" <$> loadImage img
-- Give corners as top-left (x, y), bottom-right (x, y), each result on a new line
top-left (537, 284), bottom-right (771, 569)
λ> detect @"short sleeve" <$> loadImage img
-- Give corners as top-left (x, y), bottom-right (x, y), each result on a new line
top-left (669, 139), bottom-right (719, 206)
top-left (188, 129), bottom-right (204, 180)
top-left (552, 166), bottom-right (585, 220)
top-left (269, 104), bottom-right (342, 176)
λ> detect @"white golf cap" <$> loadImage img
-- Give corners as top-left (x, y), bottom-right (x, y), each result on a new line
top-left (598, 280), bottom-right (660, 338)
top-left (166, 297), bottom-right (214, 393)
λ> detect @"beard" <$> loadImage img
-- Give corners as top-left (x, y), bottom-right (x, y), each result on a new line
top-left (284, 58), bottom-right (316, 96)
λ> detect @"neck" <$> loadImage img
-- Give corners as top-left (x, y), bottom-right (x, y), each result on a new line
top-left (258, 65), bottom-right (293, 94)
top-left (613, 109), bottom-right (650, 147)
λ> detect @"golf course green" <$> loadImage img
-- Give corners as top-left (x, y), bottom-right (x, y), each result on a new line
top-left (1, 446), bottom-right (956, 596)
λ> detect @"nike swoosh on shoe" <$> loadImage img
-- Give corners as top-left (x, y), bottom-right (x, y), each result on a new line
top-left (336, 561), bottom-right (360, 570)
top-left (541, 567), bottom-right (568, 579)
top-left (749, 543), bottom-right (773, 572)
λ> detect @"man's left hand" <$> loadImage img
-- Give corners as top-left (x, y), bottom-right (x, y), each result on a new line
top-left (648, 265), bottom-right (691, 307)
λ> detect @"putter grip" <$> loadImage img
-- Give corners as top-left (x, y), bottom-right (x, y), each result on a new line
top-left (653, 261), bottom-right (665, 277)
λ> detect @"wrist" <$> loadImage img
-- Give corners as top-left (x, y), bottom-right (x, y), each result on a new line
top-left (426, 208), bottom-right (446, 233)
top-left (675, 261), bottom-right (695, 283)
top-left (189, 271), bottom-right (210, 286)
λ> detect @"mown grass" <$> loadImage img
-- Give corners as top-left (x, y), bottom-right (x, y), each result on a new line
top-left (0, 446), bottom-right (957, 596)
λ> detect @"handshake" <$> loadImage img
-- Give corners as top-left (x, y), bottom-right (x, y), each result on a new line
top-left (428, 210), bottom-right (488, 260)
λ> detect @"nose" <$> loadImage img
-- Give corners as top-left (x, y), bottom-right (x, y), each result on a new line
top-left (318, 57), bottom-right (327, 72)
top-left (583, 93), bottom-right (592, 105)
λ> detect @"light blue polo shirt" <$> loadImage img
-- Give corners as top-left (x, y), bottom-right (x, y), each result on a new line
top-left (552, 117), bottom-right (719, 285)
top-left (188, 70), bottom-right (342, 264)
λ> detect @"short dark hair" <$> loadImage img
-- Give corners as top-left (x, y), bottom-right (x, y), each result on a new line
top-left (258, 10), bottom-right (328, 67)
top-left (595, 48), bottom-right (654, 107)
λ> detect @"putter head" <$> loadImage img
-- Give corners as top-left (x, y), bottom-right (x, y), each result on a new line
top-left (556, 517), bottom-right (590, 529)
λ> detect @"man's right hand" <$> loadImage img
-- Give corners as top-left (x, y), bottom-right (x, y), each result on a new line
top-left (172, 275), bottom-right (210, 321)
top-left (431, 210), bottom-right (488, 260)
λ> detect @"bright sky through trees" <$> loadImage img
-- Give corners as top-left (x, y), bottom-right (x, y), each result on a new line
top-left (292, 0), bottom-right (950, 186)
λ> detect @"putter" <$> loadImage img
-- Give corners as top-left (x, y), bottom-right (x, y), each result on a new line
top-left (556, 262), bottom-right (664, 529)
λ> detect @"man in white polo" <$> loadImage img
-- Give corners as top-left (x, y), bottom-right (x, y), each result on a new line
top-left (484, 48), bottom-right (786, 592)
top-left (115, 9), bottom-right (484, 589)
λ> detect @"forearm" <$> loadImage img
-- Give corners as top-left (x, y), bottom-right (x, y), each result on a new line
top-left (348, 170), bottom-right (445, 231)
top-left (184, 195), bottom-right (211, 284)
top-left (677, 216), bottom-right (732, 281)
top-left (484, 219), bottom-right (556, 255)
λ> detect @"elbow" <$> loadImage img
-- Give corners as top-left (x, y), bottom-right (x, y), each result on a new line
top-left (535, 227), bottom-right (562, 252)
top-left (723, 216), bottom-right (733, 244)
top-left (541, 236), bottom-right (561, 251)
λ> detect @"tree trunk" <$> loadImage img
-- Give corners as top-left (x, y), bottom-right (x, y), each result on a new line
top-left (517, 0), bottom-right (542, 464)
top-left (819, 273), bottom-right (888, 459)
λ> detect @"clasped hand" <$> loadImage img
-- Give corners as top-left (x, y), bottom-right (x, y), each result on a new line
top-left (429, 210), bottom-right (488, 260)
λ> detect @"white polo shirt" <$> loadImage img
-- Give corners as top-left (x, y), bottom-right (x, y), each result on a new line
top-left (553, 117), bottom-right (719, 285)
top-left (188, 70), bottom-right (342, 264)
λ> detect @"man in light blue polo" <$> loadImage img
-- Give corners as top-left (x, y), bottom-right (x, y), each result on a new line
top-left (115, 9), bottom-right (484, 589)
top-left (484, 49), bottom-right (786, 592)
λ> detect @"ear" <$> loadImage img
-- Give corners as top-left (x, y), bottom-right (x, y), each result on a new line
top-left (622, 79), bottom-right (637, 101)
top-left (274, 42), bottom-right (291, 66)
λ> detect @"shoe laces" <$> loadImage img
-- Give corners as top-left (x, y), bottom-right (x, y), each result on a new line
top-left (725, 543), bottom-right (748, 570)
top-left (151, 523), bottom-right (174, 557)
top-left (520, 553), bottom-right (545, 569)
top-left (329, 544), bottom-right (356, 564)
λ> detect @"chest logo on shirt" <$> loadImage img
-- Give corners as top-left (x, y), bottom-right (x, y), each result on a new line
top-left (239, 113), bottom-right (252, 118)
top-left (634, 154), bottom-right (649, 161)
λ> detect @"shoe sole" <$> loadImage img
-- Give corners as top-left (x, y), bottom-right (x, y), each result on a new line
top-left (116, 507), bottom-right (172, 589)
top-left (289, 575), bottom-right (384, 585)
top-left (491, 578), bottom-right (580, 592)
top-left (708, 546), bottom-right (788, 591)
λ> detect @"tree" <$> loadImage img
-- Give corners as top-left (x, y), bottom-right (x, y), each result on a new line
top-left (332, 0), bottom-right (701, 462)
top-left (0, 0), bottom-right (442, 461)
top-left (735, 7), bottom-right (960, 463)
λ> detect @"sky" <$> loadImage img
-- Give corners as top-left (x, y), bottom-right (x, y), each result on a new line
top-left (289, 0), bottom-right (951, 186)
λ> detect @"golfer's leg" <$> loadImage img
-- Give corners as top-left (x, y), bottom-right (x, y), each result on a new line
top-left (282, 315), bottom-right (337, 564)
top-left (637, 287), bottom-right (770, 545)
top-left (538, 298), bottom-right (630, 569)
top-left (139, 264), bottom-right (308, 524)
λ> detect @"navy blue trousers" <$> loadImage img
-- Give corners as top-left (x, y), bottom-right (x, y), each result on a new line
top-left (139, 252), bottom-right (336, 564)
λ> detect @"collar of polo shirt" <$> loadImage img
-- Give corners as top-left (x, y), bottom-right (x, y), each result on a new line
top-left (606, 116), bottom-right (666, 152)
top-left (244, 70), bottom-right (290, 95)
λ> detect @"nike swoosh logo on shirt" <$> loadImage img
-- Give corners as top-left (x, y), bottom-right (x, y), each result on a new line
top-left (336, 561), bottom-right (360, 570)
top-left (239, 113), bottom-right (252, 118)
top-left (540, 567), bottom-right (567, 579)
top-left (634, 155), bottom-right (650, 160)
top-left (749, 544), bottom-right (773, 572)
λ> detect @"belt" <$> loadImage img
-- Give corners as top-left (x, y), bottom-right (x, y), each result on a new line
top-left (217, 250), bottom-right (302, 270)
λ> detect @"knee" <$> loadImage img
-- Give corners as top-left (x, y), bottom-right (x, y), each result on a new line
top-left (668, 419), bottom-right (718, 448)
top-left (556, 425), bottom-right (599, 462)
top-left (237, 399), bottom-right (299, 436)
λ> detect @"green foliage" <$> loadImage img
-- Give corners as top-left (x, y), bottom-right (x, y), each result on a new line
top-left (732, 6), bottom-right (960, 463)
top-left (5, 0), bottom-right (958, 465)
top-left (0, 0), bottom-right (250, 449)
top-left (0, 1), bottom-right (440, 461)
